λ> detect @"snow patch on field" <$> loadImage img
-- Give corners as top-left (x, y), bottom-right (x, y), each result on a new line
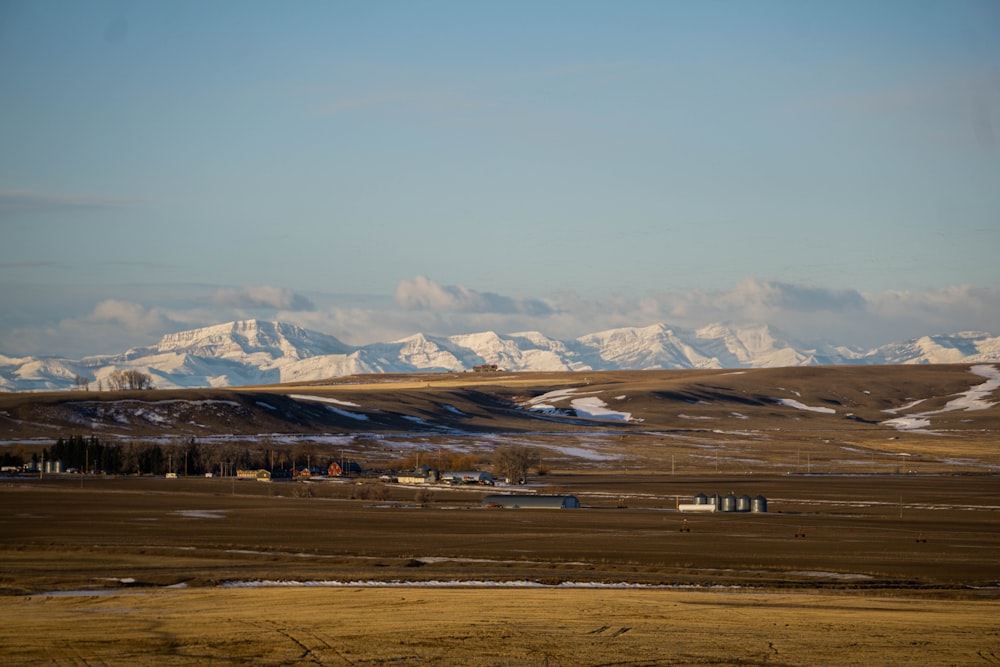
top-left (772, 398), bottom-right (836, 414)
top-left (541, 444), bottom-right (622, 462)
top-left (291, 394), bottom-right (371, 420)
top-left (526, 388), bottom-right (632, 421)
top-left (882, 364), bottom-right (1000, 432)
top-left (173, 510), bottom-right (227, 520)
top-left (569, 396), bottom-right (632, 421)
top-left (787, 571), bottom-right (873, 581)
top-left (220, 579), bottom-right (738, 590)
top-left (290, 394), bottom-right (362, 408)
top-left (327, 408), bottom-right (369, 421)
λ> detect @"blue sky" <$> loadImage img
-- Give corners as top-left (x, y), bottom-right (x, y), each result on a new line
top-left (2, 0), bottom-right (999, 358)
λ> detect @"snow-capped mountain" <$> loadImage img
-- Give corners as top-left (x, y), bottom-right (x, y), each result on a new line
top-left (1, 319), bottom-right (998, 391)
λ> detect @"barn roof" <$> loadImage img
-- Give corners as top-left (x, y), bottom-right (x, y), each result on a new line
top-left (482, 494), bottom-right (580, 509)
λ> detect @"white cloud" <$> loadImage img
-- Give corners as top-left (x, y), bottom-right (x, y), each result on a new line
top-left (395, 276), bottom-right (553, 316)
top-left (83, 300), bottom-right (172, 333)
top-left (3, 300), bottom-right (182, 358)
top-left (213, 286), bottom-right (315, 311)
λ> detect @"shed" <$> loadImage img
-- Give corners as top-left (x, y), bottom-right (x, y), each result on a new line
top-left (441, 470), bottom-right (494, 485)
top-left (237, 469), bottom-right (272, 482)
top-left (482, 494), bottom-right (580, 509)
top-left (678, 503), bottom-right (716, 513)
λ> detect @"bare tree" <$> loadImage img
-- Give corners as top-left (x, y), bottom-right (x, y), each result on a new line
top-left (492, 444), bottom-right (535, 484)
top-left (107, 369), bottom-right (153, 391)
top-left (73, 375), bottom-right (90, 391)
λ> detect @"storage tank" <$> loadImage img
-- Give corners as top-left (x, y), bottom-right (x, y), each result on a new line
top-left (751, 495), bottom-right (768, 513)
top-left (692, 493), bottom-right (708, 505)
top-left (708, 493), bottom-right (720, 508)
top-left (719, 493), bottom-right (737, 512)
top-left (736, 494), bottom-right (752, 512)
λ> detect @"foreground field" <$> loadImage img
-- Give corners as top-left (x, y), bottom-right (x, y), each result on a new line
top-left (3, 587), bottom-right (999, 666)
top-left (1, 366), bottom-right (998, 664)
top-left (1, 473), bottom-right (999, 664)
top-left (3, 473), bottom-right (999, 592)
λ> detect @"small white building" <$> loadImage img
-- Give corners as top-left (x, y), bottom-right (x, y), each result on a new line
top-left (677, 503), bottom-right (716, 513)
top-left (397, 474), bottom-right (432, 485)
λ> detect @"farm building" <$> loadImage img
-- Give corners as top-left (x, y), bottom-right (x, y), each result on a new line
top-left (397, 474), bottom-right (432, 485)
top-left (397, 467), bottom-right (439, 485)
top-left (482, 494), bottom-right (580, 509)
top-left (237, 469), bottom-right (272, 482)
top-left (440, 470), bottom-right (494, 485)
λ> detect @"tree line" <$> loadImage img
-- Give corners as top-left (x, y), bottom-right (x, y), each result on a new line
top-left (72, 370), bottom-right (154, 392)
top-left (38, 435), bottom-right (275, 476)
top-left (14, 435), bottom-right (541, 482)
top-left (31, 435), bottom-right (372, 477)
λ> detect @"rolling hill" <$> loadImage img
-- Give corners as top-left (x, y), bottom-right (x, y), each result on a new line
top-left (1, 364), bottom-right (997, 475)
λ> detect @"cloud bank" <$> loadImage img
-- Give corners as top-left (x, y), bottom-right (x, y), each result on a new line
top-left (1, 277), bottom-right (997, 359)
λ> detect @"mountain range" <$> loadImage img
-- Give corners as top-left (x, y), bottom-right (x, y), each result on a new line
top-left (2, 319), bottom-right (998, 392)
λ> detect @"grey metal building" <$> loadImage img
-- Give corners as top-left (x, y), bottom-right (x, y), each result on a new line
top-left (482, 494), bottom-right (580, 509)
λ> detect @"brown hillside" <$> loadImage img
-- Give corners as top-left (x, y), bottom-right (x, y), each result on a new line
top-left (1, 364), bottom-right (997, 474)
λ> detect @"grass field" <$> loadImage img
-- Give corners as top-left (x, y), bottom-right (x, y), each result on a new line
top-left (1, 366), bottom-right (998, 664)
top-left (4, 587), bottom-right (999, 666)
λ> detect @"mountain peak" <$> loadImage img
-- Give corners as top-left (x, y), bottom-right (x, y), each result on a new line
top-left (1, 321), bottom-right (997, 391)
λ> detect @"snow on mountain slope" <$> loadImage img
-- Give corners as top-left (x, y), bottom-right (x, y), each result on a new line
top-left (575, 323), bottom-right (714, 369)
top-left (1, 319), bottom-right (997, 391)
top-left (449, 330), bottom-right (586, 372)
top-left (152, 320), bottom-right (351, 363)
top-left (693, 323), bottom-right (817, 367)
top-left (865, 332), bottom-right (1000, 365)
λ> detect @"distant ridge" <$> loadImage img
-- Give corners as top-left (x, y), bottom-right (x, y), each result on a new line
top-left (1, 319), bottom-right (998, 391)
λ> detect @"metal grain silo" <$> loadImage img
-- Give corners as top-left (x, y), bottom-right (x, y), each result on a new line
top-left (751, 495), bottom-right (768, 513)
top-left (719, 493), bottom-right (737, 512)
top-left (736, 494), bottom-right (752, 512)
top-left (693, 493), bottom-right (708, 505)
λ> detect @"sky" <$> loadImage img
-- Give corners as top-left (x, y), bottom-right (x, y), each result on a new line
top-left (2, 0), bottom-right (999, 359)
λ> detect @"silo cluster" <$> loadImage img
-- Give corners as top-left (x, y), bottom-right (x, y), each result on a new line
top-left (691, 492), bottom-right (767, 513)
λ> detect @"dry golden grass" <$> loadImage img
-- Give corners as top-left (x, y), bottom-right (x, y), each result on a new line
top-left (2, 587), bottom-right (998, 666)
